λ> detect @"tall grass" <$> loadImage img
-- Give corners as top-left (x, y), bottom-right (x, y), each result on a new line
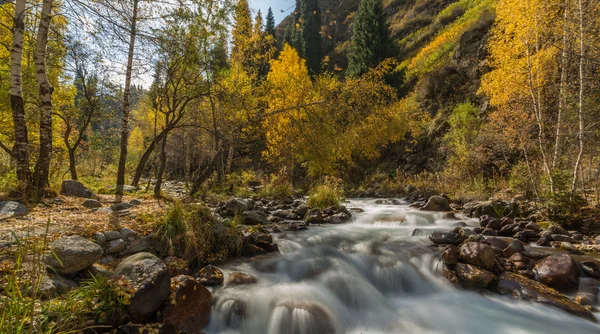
top-left (308, 179), bottom-right (345, 209)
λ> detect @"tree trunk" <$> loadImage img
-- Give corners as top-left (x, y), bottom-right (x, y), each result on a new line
top-left (68, 148), bottom-right (77, 180)
top-left (116, 0), bottom-right (139, 200)
top-left (33, 0), bottom-right (55, 199)
top-left (154, 133), bottom-right (168, 197)
top-left (553, 0), bottom-right (570, 169)
top-left (131, 129), bottom-right (167, 187)
top-left (9, 0), bottom-right (31, 198)
top-left (189, 148), bottom-right (222, 198)
top-left (572, 0), bottom-right (585, 192)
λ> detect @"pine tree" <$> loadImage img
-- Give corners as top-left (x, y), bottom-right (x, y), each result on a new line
top-left (290, 0), bottom-right (304, 55)
top-left (347, 0), bottom-right (391, 77)
top-left (254, 10), bottom-right (264, 34)
top-left (266, 7), bottom-right (276, 36)
top-left (301, 0), bottom-right (323, 74)
top-left (232, 0), bottom-right (252, 63)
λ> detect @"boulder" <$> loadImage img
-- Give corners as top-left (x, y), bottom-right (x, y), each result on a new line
top-left (226, 199), bottom-right (250, 214)
top-left (552, 234), bottom-right (578, 243)
top-left (580, 261), bottom-right (600, 278)
top-left (429, 232), bottom-right (462, 245)
top-left (241, 211), bottom-right (269, 225)
top-left (225, 272), bottom-right (257, 286)
top-left (503, 240), bottom-right (525, 258)
top-left (114, 252), bottom-right (170, 321)
top-left (160, 275), bottom-right (212, 333)
top-left (443, 245), bottom-right (459, 265)
top-left (548, 225), bottom-right (570, 236)
top-left (104, 231), bottom-right (123, 241)
top-left (198, 265), bottom-right (224, 286)
top-left (293, 204), bottom-right (309, 219)
top-left (273, 210), bottom-right (301, 220)
top-left (82, 199), bottom-right (102, 209)
top-left (0, 201), bottom-right (27, 219)
top-left (60, 180), bottom-right (96, 199)
top-left (44, 236), bottom-right (103, 275)
top-left (534, 254), bottom-right (579, 291)
top-left (464, 200), bottom-right (518, 218)
top-left (494, 272), bottom-right (596, 322)
top-left (421, 196), bottom-right (451, 212)
top-left (242, 244), bottom-right (267, 257)
top-left (324, 212), bottom-right (351, 224)
top-left (107, 239), bottom-right (126, 254)
top-left (483, 237), bottom-right (509, 250)
top-left (459, 242), bottom-right (496, 271)
top-left (455, 263), bottom-right (496, 288)
top-left (305, 209), bottom-right (324, 224)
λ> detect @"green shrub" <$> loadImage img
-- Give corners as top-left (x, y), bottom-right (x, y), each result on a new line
top-left (69, 275), bottom-right (132, 325)
top-left (308, 178), bottom-right (345, 209)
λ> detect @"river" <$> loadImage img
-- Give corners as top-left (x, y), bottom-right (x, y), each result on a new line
top-left (205, 198), bottom-right (600, 333)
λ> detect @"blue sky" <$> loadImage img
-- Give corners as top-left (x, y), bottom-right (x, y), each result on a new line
top-left (249, 0), bottom-right (295, 24)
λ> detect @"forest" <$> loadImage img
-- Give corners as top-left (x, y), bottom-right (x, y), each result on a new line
top-left (1, 0), bottom-right (600, 333)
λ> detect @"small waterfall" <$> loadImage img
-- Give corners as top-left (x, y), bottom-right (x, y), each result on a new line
top-left (205, 199), bottom-right (600, 334)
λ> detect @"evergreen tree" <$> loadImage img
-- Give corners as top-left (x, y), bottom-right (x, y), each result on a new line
top-left (347, 0), bottom-right (391, 77)
top-left (254, 10), bottom-right (264, 33)
top-left (301, 0), bottom-right (323, 74)
top-left (266, 7), bottom-right (276, 36)
top-left (232, 0), bottom-right (252, 63)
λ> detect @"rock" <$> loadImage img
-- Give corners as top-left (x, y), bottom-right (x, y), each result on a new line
top-left (82, 199), bottom-right (102, 209)
top-left (111, 203), bottom-right (132, 211)
top-left (271, 301), bottom-right (339, 334)
top-left (225, 272), bottom-right (257, 286)
top-left (94, 232), bottom-right (107, 246)
top-left (483, 237), bottom-right (509, 250)
top-left (214, 298), bottom-right (246, 329)
top-left (548, 225), bottom-right (570, 236)
top-left (198, 265), bottom-right (224, 286)
top-left (104, 231), bottom-right (123, 241)
top-left (160, 275), bottom-right (212, 333)
top-left (429, 232), bottom-right (462, 245)
top-left (163, 256), bottom-right (190, 277)
top-left (120, 228), bottom-right (137, 239)
top-left (455, 263), bottom-right (496, 288)
top-left (124, 237), bottom-right (149, 255)
top-left (560, 242), bottom-right (579, 252)
top-left (242, 244), bottom-right (267, 257)
top-left (129, 199), bottom-right (142, 206)
top-left (44, 236), bottom-right (103, 275)
top-left (486, 219), bottom-right (502, 231)
top-left (503, 240), bottom-right (525, 258)
top-left (421, 196), bottom-right (451, 212)
top-left (241, 211), bottom-right (269, 225)
top-left (464, 200), bottom-right (518, 218)
top-left (525, 223), bottom-right (540, 231)
top-left (226, 198), bottom-right (250, 214)
top-left (60, 180), bottom-right (97, 199)
top-left (305, 209), bottom-right (324, 224)
top-left (494, 272), bottom-right (596, 322)
top-left (81, 264), bottom-right (112, 280)
top-left (534, 254), bottom-right (579, 291)
top-left (107, 239), bottom-right (126, 254)
top-left (114, 252), bottom-right (170, 321)
top-left (324, 212), bottom-right (351, 224)
top-left (459, 242), bottom-right (496, 271)
top-left (0, 201), bottom-right (28, 219)
top-left (293, 204), bottom-right (309, 219)
top-left (443, 245), bottom-right (459, 265)
top-left (35, 274), bottom-right (57, 299)
top-left (552, 234), bottom-right (578, 243)
top-left (580, 261), bottom-right (600, 278)
top-left (273, 210), bottom-right (301, 220)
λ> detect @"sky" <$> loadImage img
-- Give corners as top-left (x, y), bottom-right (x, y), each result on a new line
top-left (249, 0), bottom-right (295, 24)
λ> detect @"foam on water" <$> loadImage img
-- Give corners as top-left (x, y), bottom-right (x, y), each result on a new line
top-left (204, 199), bottom-right (600, 334)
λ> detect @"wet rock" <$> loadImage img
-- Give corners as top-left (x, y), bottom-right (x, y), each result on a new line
top-left (0, 201), bottom-right (28, 219)
top-left (83, 199), bottom-right (102, 209)
top-left (513, 230), bottom-right (539, 242)
top-left (494, 272), bottom-right (596, 322)
top-left (293, 204), bottom-right (309, 219)
top-left (60, 180), bottom-right (97, 199)
top-left (160, 275), bottom-right (212, 333)
top-left (242, 244), bottom-right (267, 257)
top-left (114, 252), bottom-right (170, 322)
top-left (241, 211), bottom-right (269, 225)
top-left (552, 234), bottom-right (578, 243)
top-left (486, 219), bottom-right (502, 231)
top-left (580, 261), bottom-right (600, 278)
top-left (498, 223), bottom-right (517, 237)
top-left (107, 238), bottom-right (126, 254)
top-left (534, 254), bottom-right (579, 291)
top-left (548, 225), bottom-right (570, 236)
top-left (198, 265), bottom-right (224, 286)
top-left (460, 242), bottom-right (496, 271)
top-left (272, 301), bottom-right (340, 334)
top-left (215, 298), bottom-right (246, 328)
top-left (429, 232), bottom-right (462, 245)
top-left (44, 236), bottom-right (103, 275)
top-left (225, 272), bottom-right (257, 286)
top-left (324, 212), bottom-right (351, 224)
top-left (443, 245), bottom-right (459, 265)
top-left (455, 263), bottom-right (496, 288)
top-left (503, 240), bottom-right (525, 258)
top-left (537, 231), bottom-right (553, 246)
top-left (483, 237), bottom-right (509, 250)
top-left (560, 242), bottom-right (579, 253)
top-left (421, 196), bottom-right (451, 212)
top-left (482, 229), bottom-right (498, 236)
top-left (525, 223), bottom-right (540, 231)
top-left (273, 210), bottom-right (301, 220)
top-left (226, 198), bottom-right (251, 214)
top-left (163, 256), bottom-right (190, 277)
top-left (464, 200), bottom-right (518, 218)
top-left (305, 209), bottom-right (324, 224)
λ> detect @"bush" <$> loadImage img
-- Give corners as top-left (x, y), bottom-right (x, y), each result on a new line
top-left (308, 178), bottom-right (345, 209)
top-left (69, 275), bottom-right (132, 326)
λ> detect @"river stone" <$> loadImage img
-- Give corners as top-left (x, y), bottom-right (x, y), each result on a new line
top-left (160, 275), bottom-right (212, 333)
top-left (114, 252), bottom-right (170, 322)
top-left (459, 242), bottom-right (496, 271)
top-left (552, 234), bottom-right (578, 243)
top-left (0, 201), bottom-right (27, 219)
top-left (534, 254), bottom-right (579, 291)
top-left (60, 180), bottom-right (97, 199)
top-left (198, 265), bottom-right (224, 286)
top-left (293, 204), bottom-right (309, 219)
top-left (494, 272), bottom-right (596, 322)
top-left (483, 237), bottom-right (509, 250)
top-left (443, 245), bottom-right (459, 265)
top-left (225, 272), bottom-right (257, 286)
top-left (421, 196), bottom-right (451, 212)
top-left (82, 199), bottom-right (102, 209)
top-left (503, 240), bottom-right (525, 258)
top-left (305, 209), bottom-right (324, 224)
top-left (242, 211), bottom-right (269, 225)
top-left (44, 236), bottom-right (103, 274)
top-left (548, 225), bottom-right (570, 236)
top-left (429, 232), bottom-right (462, 245)
top-left (104, 231), bottom-right (122, 242)
top-left (580, 261), bottom-right (600, 278)
top-left (455, 263), bottom-right (496, 288)
top-left (107, 239), bottom-right (126, 254)
top-left (226, 198), bottom-right (250, 214)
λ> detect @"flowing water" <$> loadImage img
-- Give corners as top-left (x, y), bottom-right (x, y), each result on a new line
top-left (205, 199), bottom-right (600, 334)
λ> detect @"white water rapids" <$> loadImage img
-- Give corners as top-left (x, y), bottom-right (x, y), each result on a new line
top-left (204, 199), bottom-right (600, 333)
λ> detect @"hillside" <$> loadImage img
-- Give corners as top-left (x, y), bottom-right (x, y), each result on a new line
top-left (277, 0), bottom-right (495, 173)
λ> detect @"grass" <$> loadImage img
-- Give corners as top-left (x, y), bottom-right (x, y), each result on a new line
top-left (257, 182), bottom-right (294, 200)
top-left (307, 179), bottom-right (345, 209)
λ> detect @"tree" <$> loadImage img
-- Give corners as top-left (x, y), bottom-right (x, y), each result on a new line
top-left (300, 0), bottom-right (323, 74)
top-left (231, 0), bottom-right (252, 64)
top-left (266, 7), bottom-right (275, 36)
top-left (347, 0), bottom-right (391, 77)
